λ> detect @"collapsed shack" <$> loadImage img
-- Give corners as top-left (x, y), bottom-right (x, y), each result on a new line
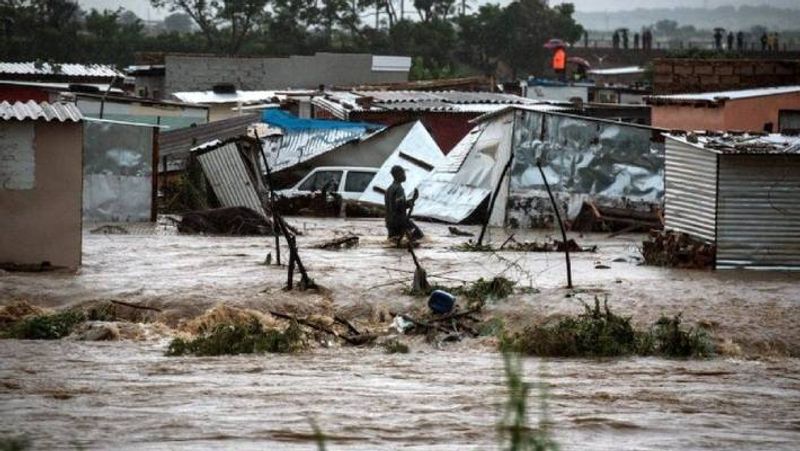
top-left (642, 230), bottom-right (716, 269)
top-left (413, 106), bottom-right (665, 230)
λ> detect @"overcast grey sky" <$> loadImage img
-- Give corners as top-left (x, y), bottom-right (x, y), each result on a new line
top-left (78, 0), bottom-right (800, 21)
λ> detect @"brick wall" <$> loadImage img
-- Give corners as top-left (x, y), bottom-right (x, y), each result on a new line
top-left (164, 53), bottom-right (408, 93)
top-left (653, 59), bottom-right (800, 94)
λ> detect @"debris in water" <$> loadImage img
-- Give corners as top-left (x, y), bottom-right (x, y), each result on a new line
top-left (166, 319), bottom-right (306, 356)
top-left (178, 206), bottom-right (275, 236)
top-left (642, 230), bottom-right (716, 269)
top-left (313, 235), bottom-right (359, 250)
top-left (448, 226), bottom-right (474, 237)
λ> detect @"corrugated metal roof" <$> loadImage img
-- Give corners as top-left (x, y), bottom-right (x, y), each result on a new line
top-left (0, 100), bottom-right (82, 122)
top-left (159, 114), bottom-right (260, 157)
top-left (313, 90), bottom-right (551, 116)
top-left (647, 86), bottom-right (800, 105)
top-left (588, 66), bottom-right (645, 75)
top-left (665, 133), bottom-right (800, 155)
top-left (0, 62), bottom-right (123, 78)
top-left (172, 89), bottom-right (315, 104)
top-left (266, 126), bottom-right (376, 173)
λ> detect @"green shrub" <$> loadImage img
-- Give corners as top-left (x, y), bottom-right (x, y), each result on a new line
top-left (503, 298), bottom-right (714, 359)
top-left (3, 310), bottom-right (86, 340)
top-left (648, 314), bottom-right (714, 358)
top-left (166, 319), bottom-right (305, 356)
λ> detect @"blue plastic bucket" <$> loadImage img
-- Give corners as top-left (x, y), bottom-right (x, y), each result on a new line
top-left (428, 290), bottom-right (456, 314)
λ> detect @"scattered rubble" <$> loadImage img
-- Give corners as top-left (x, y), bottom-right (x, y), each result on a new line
top-left (453, 238), bottom-right (596, 253)
top-left (642, 230), bottom-right (716, 269)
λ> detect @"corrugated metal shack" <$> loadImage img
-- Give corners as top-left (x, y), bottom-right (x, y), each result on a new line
top-left (664, 133), bottom-right (800, 270)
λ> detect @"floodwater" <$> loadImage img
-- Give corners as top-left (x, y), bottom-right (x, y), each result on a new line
top-left (1, 342), bottom-right (799, 450)
top-left (2, 218), bottom-right (800, 449)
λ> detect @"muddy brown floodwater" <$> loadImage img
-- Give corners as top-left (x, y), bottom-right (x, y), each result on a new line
top-left (1, 217), bottom-right (800, 449)
top-left (2, 342), bottom-right (799, 450)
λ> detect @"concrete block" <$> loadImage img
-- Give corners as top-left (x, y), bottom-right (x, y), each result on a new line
top-left (714, 65), bottom-right (734, 76)
top-left (694, 64), bottom-right (714, 75)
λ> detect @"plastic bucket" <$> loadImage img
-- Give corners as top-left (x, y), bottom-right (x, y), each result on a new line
top-left (428, 290), bottom-right (456, 314)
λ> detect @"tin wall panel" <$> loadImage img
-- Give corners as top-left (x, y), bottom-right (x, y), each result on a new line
top-left (716, 155), bottom-right (800, 269)
top-left (664, 138), bottom-right (718, 243)
top-left (197, 143), bottom-right (266, 217)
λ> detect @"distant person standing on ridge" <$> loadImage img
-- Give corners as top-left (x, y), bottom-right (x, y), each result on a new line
top-left (727, 32), bottom-right (734, 51)
top-left (634, 33), bottom-right (640, 50)
top-left (622, 29), bottom-right (629, 49)
top-left (713, 28), bottom-right (724, 50)
top-left (774, 33), bottom-right (780, 52)
top-left (736, 31), bottom-right (744, 51)
top-left (612, 31), bottom-right (620, 49)
top-left (584, 31), bottom-right (589, 48)
top-left (761, 32), bottom-right (768, 51)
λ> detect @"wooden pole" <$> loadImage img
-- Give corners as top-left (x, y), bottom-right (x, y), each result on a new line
top-left (536, 159), bottom-right (573, 289)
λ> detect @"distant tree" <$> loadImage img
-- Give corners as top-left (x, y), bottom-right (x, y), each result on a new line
top-left (163, 12), bottom-right (194, 33)
top-left (655, 19), bottom-right (678, 36)
top-left (118, 9), bottom-right (140, 26)
top-left (150, 0), bottom-right (269, 54)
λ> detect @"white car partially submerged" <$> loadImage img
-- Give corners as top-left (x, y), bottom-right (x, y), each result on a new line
top-left (276, 166), bottom-right (379, 201)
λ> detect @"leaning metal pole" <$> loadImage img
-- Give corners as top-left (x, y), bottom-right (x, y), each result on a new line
top-left (536, 158), bottom-right (573, 289)
top-left (254, 130), bottom-right (281, 265)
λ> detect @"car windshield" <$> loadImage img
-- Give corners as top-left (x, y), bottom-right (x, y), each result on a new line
top-left (344, 171), bottom-right (376, 193)
top-left (298, 170), bottom-right (342, 192)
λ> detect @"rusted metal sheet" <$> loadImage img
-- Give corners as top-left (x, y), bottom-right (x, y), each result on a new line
top-left (716, 154), bottom-right (800, 269)
top-left (158, 114), bottom-right (258, 157)
top-left (664, 137), bottom-right (718, 243)
top-left (196, 143), bottom-right (266, 217)
top-left (0, 100), bottom-right (82, 122)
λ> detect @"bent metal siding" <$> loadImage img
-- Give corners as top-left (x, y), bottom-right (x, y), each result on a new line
top-left (664, 138), bottom-right (718, 243)
top-left (716, 155), bottom-right (800, 269)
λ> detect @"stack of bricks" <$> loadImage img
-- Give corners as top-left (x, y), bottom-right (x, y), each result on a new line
top-left (653, 59), bottom-right (800, 95)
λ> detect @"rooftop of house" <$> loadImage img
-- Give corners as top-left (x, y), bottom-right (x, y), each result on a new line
top-left (647, 85), bottom-right (800, 106)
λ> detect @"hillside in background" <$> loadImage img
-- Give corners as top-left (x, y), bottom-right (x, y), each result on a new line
top-left (575, 5), bottom-right (800, 31)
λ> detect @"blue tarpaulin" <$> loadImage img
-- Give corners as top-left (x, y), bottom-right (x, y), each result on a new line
top-left (262, 109), bottom-right (382, 131)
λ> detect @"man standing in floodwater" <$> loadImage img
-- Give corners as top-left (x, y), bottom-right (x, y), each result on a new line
top-left (384, 165), bottom-right (423, 243)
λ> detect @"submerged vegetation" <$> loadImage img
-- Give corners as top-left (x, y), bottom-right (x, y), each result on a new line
top-left (502, 297), bottom-right (714, 358)
top-left (381, 339), bottom-right (410, 354)
top-left (1, 310), bottom-right (86, 340)
top-left (166, 319), bottom-right (305, 356)
top-left (499, 352), bottom-right (559, 451)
